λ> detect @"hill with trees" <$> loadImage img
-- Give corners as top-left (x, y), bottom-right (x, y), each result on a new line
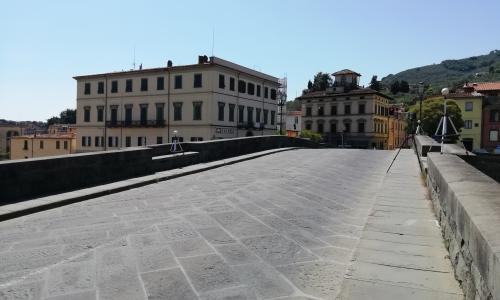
top-left (381, 50), bottom-right (500, 96)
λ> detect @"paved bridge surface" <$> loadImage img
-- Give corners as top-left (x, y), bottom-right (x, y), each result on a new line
top-left (0, 149), bottom-right (462, 299)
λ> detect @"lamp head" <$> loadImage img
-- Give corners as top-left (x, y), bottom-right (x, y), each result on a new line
top-left (441, 88), bottom-right (450, 96)
top-left (173, 130), bottom-right (178, 135)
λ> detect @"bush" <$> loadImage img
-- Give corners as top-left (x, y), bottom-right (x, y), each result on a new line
top-left (300, 130), bottom-right (322, 142)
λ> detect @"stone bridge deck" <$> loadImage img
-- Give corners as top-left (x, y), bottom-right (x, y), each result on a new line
top-left (0, 149), bottom-right (462, 299)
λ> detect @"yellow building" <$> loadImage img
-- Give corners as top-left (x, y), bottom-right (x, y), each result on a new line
top-left (10, 134), bottom-right (76, 160)
top-left (447, 94), bottom-right (483, 151)
top-left (388, 113), bottom-right (407, 150)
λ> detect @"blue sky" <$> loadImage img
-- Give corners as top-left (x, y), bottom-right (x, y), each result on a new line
top-left (1, 0), bottom-right (499, 121)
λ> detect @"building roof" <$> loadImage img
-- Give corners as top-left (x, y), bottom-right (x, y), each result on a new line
top-left (12, 134), bottom-right (75, 140)
top-left (73, 56), bottom-right (279, 83)
top-left (332, 69), bottom-right (361, 76)
top-left (296, 87), bottom-right (393, 101)
top-left (465, 82), bottom-right (500, 92)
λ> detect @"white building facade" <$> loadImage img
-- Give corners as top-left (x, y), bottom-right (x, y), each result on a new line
top-left (74, 56), bottom-right (280, 152)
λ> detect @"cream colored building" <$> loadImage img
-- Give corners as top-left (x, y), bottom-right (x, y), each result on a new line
top-left (298, 70), bottom-right (393, 149)
top-left (74, 56), bottom-right (280, 152)
top-left (0, 125), bottom-right (22, 156)
top-left (10, 134), bottom-right (76, 159)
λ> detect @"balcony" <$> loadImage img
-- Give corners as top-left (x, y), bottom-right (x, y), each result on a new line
top-left (106, 120), bottom-right (166, 128)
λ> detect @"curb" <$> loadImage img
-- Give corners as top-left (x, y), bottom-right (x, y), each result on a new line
top-left (0, 147), bottom-right (299, 222)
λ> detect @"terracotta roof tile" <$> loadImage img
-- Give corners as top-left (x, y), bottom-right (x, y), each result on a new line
top-left (465, 82), bottom-right (500, 92)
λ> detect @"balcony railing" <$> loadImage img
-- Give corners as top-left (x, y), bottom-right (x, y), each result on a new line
top-left (106, 120), bottom-right (166, 128)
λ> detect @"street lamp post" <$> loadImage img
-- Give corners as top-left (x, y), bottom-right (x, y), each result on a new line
top-left (415, 82), bottom-right (424, 135)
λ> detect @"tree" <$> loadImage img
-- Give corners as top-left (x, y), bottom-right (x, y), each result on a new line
top-left (390, 80), bottom-right (400, 94)
top-left (47, 108), bottom-right (76, 125)
top-left (307, 80), bottom-right (313, 90)
top-left (400, 80), bottom-right (410, 93)
top-left (369, 75), bottom-right (381, 91)
top-left (409, 98), bottom-right (464, 139)
top-left (311, 72), bottom-right (333, 91)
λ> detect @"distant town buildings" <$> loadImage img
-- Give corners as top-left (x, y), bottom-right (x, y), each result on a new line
top-left (297, 69), bottom-right (406, 149)
top-left (74, 56), bottom-right (280, 152)
top-left (0, 125), bottom-right (22, 157)
top-left (10, 125), bottom-right (76, 159)
top-left (285, 111), bottom-right (302, 137)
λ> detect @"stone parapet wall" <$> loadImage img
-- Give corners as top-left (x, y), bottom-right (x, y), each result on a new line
top-left (1, 136), bottom-right (318, 203)
top-left (426, 153), bottom-right (500, 300)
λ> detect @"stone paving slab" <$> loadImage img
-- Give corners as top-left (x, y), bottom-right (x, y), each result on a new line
top-left (0, 149), bottom-right (463, 299)
top-left (338, 149), bottom-right (463, 299)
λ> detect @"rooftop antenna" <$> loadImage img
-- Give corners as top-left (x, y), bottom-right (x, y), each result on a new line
top-left (211, 28), bottom-right (215, 57)
top-left (133, 45), bottom-right (136, 70)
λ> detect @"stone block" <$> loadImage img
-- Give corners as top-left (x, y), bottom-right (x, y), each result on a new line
top-left (214, 244), bottom-right (259, 265)
top-left (141, 268), bottom-right (197, 300)
top-left (169, 238), bottom-right (214, 258)
top-left (198, 227), bottom-right (236, 245)
top-left (234, 263), bottom-right (294, 299)
top-left (46, 261), bottom-right (95, 297)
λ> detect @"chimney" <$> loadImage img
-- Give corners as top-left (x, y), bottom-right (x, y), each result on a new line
top-left (167, 60), bottom-right (173, 67)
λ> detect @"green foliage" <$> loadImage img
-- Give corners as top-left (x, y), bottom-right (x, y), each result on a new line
top-left (381, 49), bottom-right (500, 93)
top-left (400, 80), bottom-right (410, 93)
top-left (303, 72), bottom-right (333, 94)
top-left (390, 81), bottom-right (400, 94)
top-left (299, 130), bottom-right (322, 142)
top-left (286, 99), bottom-right (301, 111)
top-left (409, 98), bottom-right (464, 139)
top-left (369, 75), bottom-right (381, 91)
top-left (47, 109), bottom-right (76, 125)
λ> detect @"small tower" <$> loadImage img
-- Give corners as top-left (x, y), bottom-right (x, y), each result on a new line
top-left (332, 69), bottom-right (361, 92)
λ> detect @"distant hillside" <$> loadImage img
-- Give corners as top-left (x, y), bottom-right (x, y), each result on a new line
top-left (381, 50), bottom-right (500, 91)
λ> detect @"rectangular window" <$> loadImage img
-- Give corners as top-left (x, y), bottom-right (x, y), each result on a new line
top-left (248, 83), bottom-right (255, 95)
top-left (229, 104), bottom-right (235, 122)
top-left (359, 104), bottom-right (365, 114)
top-left (126, 79), bottom-right (133, 92)
top-left (95, 136), bottom-right (100, 147)
top-left (318, 106), bottom-right (324, 116)
top-left (84, 107), bottom-right (90, 122)
top-left (125, 106), bottom-right (132, 125)
top-left (81, 136), bottom-right (86, 147)
top-left (64, 141), bottom-right (68, 149)
top-left (218, 102), bottom-right (225, 121)
top-left (194, 73), bottom-right (202, 88)
top-left (174, 75), bottom-right (182, 89)
top-left (305, 123), bottom-right (311, 130)
top-left (490, 110), bottom-right (500, 122)
top-left (157, 77), bottom-right (165, 90)
top-left (256, 108), bottom-right (261, 123)
top-left (229, 77), bottom-right (235, 91)
top-left (138, 137), bottom-right (143, 146)
top-left (97, 81), bottom-right (104, 94)
top-left (344, 123), bottom-right (351, 133)
top-left (490, 130), bottom-right (499, 141)
top-left (141, 78), bottom-right (148, 91)
top-left (318, 123), bottom-right (324, 133)
top-left (84, 83), bottom-right (91, 95)
top-left (263, 109), bottom-right (269, 124)
top-left (110, 107), bottom-right (118, 124)
top-left (330, 123), bottom-right (337, 133)
top-left (238, 80), bottom-right (246, 93)
top-left (140, 105), bottom-right (148, 125)
top-left (331, 106), bottom-right (337, 115)
top-left (270, 89), bottom-right (277, 100)
top-left (39, 140), bottom-right (44, 149)
top-left (97, 106), bottom-right (104, 122)
top-left (174, 102), bottom-right (182, 121)
top-left (306, 107), bottom-right (312, 116)
top-left (237, 105), bottom-right (245, 123)
top-left (156, 104), bottom-right (164, 124)
top-left (344, 104), bottom-right (351, 115)
top-left (193, 102), bottom-right (202, 120)
top-left (114, 137), bottom-right (118, 147)
top-left (465, 102), bottom-right (473, 111)
top-left (358, 122), bottom-right (365, 133)
top-left (247, 107), bottom-right (253, 123)
top-left (156, 136), bottom-right (163, 144)
top-left (257, 85), bottom-right (261, 97)
top-left (111, 80), bottom-right (118, 93)
top-left (264, 87), bottom-right (269, 99)
top-left (126, 136), bottom-right (131, 147)
top-left (464, 120), bottom-right (473, 129)
top-left (56, 140), bottom-right (60, 149)
top-left (108, 136), bottom-right (113, 147)
top-left (219, 74), bottom-right (225, 89)
top-left (271, 111), bottom-right (275, 125)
